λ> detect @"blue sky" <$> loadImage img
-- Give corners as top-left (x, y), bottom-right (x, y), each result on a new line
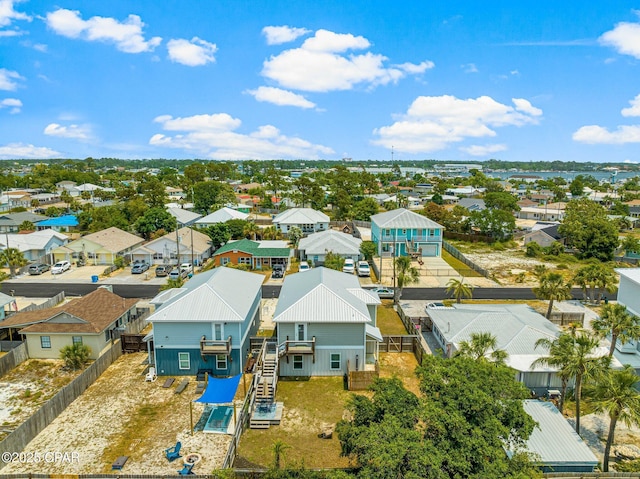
top-left (1, 1), bottom-right (639, 163)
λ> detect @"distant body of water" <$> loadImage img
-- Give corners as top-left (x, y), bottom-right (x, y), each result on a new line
top-left (482, 170), bottom-right (640, 183)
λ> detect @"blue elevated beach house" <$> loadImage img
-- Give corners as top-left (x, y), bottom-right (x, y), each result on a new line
top-left (146, 267), bottom-right (263, 377)
top-left (370, 208), bottom-right (444, 257)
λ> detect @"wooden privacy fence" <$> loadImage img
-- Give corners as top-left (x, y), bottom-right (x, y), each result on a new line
top-left (346, 359), bottom-right (379, 391)
top-left (0, 341), bottom-right (122, 466)
top-left (19, 291), bottom-right (66, 313)
top-left (379, 335), bottom-right (428, 366)
top-left (0, 341), bottom-right (28, 379)
top-left (548, 311), bottom-right (585, 327)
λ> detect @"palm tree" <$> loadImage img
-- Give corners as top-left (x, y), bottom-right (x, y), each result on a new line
top-left (271, 439), bottom-right (290, 470)
top-left (446, 277), bottom-right (474, 304)
top-left (60, 343), bottom-right (92, 370)
top-left (592, 303), bottom-right (640, 358)
top-left (261, 226), bottom-right (283, 240)
top-left (573, 263), bottom-right (617, 304)
top-left (567, 332), bottom-right (607, 434)
top-left (456, 332), bottom-right (507, 364)
top-left (394, 256), bottom-right (419, 303)
top-left (533, 333), bottom-right (577, 414)
top-left (0, 247), bottom-right (28, 278)
top-left (533, 272), bottom-right (572, 319)
top-left (243, 221), bottom-right (260, 241)
top-left (586, 365), bottom-right (640, 472)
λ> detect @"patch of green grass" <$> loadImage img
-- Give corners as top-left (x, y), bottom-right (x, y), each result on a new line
top-left (442, 250), bottom-right (483, 277)
top-left (237, 377), bottom-right (352, 469)
top-left (377, 301), bottom-right (408, 335)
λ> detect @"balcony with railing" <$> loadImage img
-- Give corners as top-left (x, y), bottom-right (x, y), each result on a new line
top-left (200, 336), bottom-right (232, 356)
top-left (278, 336), bottom-right (316, 363)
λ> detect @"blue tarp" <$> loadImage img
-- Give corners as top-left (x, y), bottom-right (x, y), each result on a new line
top-left (194, 374), bottom-right (241, 404)
top-left (36, 215), bottom-right (79, 227)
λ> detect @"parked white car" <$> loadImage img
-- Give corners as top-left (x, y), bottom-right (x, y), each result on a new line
top-left (299, 261), bottom-right (311, 272)
top-left (369, 286), bottom-right (394, 299)
top-left (180, 263), bottom-right (193, 274)
top-left (357, 261), bottom-right (370, 277)
top-left (51, 260), bottom-right (71, 274)
top-left (342, 258), bottom-right (355, 274)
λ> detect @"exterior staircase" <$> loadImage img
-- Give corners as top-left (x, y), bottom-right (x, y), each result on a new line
top-left (250, 340), bottom-right (279, 429)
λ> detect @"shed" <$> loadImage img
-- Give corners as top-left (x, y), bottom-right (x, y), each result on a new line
top-left (515, 400), bottom-right (598, 473)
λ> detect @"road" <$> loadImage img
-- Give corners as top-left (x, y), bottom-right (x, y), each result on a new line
top-left (0, 282), bottom-right (613, 302)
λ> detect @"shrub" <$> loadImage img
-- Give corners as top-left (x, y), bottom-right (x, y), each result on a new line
top-left (114, 256), bottom-right (126, 269)
top-left (60, 343), bottom-right (92, 370)
top-left (525, 242), bottom-right (542, 258)
top-left (556, 264), bottom-right (568, 270)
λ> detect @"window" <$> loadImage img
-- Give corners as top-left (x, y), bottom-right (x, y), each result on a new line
top-left (105, 330), bottom-right (111, 342)
top-left (40, 336), bottom-right (51, 349)
top-left (296, 323), bottom-right (306, 341)
top-left (293, 355), bottom-right (303, 370)
top-left (178, 352), bottom-right (190, 370)
top-left (239, 257), bottom-right (251, 264)
top-left (216, 355), bottom-right (227, 370)
top-left (221, 257), bottom-right (230, 265)
top-left (384, 229), bottom-right (390, 236)
top-left (214, 323), bottom-right (223, 341)
top-left (72, 336), bottom-right (83, 345)
top-left (401, 229), bottom-right (407, 235)
top-left (153, 252), bottom-right (163, 260)
top-left (330, 353), bottom-right (341, 370)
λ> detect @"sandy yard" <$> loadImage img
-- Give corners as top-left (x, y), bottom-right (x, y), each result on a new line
top-left (1, 352), bottom-right (234, 475)
top-left (1, 359), bottom-right (83, 440)
top-left (462, 249), bottom-right (558, 286)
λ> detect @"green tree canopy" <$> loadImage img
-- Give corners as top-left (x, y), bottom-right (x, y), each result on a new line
top-left (134, 207), bottom-right (177, 240)
top-left (558, 198), bottom-right (619, 261)
top-left (192, 180), bottom-right (236, 214)
top-left (350, 197), bottom-right (379, 221)
top-left (533, 272), bottom-right (572, 319)
top-left (204, 223), bottom-right (231, 249)
top-left (0, 247), bottom-right (28, 277)
top-left (225, 218), bottom-right (249, 240)
top-left (359, 241), bottom-right (377, 261)
top-left (323, 251), bottom-right (345, 271)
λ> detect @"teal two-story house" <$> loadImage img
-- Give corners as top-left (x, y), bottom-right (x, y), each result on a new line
top-left (371, 208), bottom-right (444, 257)
top-left (274, 267), bottom-right (382, 377)
top-left (146, 267), bottom-right (263, 377)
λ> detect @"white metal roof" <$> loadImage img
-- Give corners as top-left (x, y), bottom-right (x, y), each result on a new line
top-left (519, 400), bottom-right (598, 467)
top-left (147, 267), bottom-right (263, 323)
top-left (273, 267), bottom-right (374, 324)
top-left (298, 230), bottom-right (362, 256)
top-left (371, 208), bottom-right (443, 230)
top-left (195, 207), bottom-right (248, 225)
top-left (366, 324), bottom-right (383, 341)
top-left (616, 267), bottom-right (640, 286)
top-left (272, 207), bottom-right (329, 225)
top-left (167, 207), bottom-right (202, 225)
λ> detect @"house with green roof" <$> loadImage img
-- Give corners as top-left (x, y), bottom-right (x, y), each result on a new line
top-left (212, 238), bottom-right (292, 269)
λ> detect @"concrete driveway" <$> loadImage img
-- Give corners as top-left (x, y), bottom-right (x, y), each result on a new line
top-left (7, 264), bottom-right (167, 286)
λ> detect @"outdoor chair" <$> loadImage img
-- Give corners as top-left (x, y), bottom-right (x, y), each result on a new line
top-left (164, 441), bottom-right (182, 462)
top-left (177, 462), bottom-right (194, 475)
top-left (145, 367), bottom-right (157, 382)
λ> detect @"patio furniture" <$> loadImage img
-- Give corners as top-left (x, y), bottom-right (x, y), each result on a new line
top-left (175, 379), bottom-right (189, 394)
top-left (177, 462), bottom-right (195, 475)
top-left (111, 456), bottom-right (128, 470)
top-left (195, 382), bottom-right (205, 394)
top-left (145, 367), bottom-right (157, 382)
top-left (162, 378), bottom-right (175, 388)
top-left (164, 441), bottom-right (182, 462)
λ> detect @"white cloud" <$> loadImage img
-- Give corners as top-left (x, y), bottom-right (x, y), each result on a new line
top-left (246, 86), bottom-right (316, 109)
top-left (0, 143), bottom-right (60, 159)
top-left (167, 37), bottom-right (217, 66)
top-left (0, 97), bottom-right (21, 113)
top-left (0, 68), bottom-right (22, 91)
top-left (45, 8), bottom-right (161, 53)
top-left (573, 93), bottom-right (640, 145)
top-left (622, 94), bottom-right (640, 117)
top-left (150, 113), bottom-right (334, 160)
top-left (599, 19), bottom-right (640, 59)
top-left (43, 122), bottom-right (92, 140)
top-left (513, 98), bottom-right (543, 117)
top-left (460, 144), bottom-right (507, 156)
top-left (372, 95), bottom-right (542, 153)
top-left (462, 63), bottom-right (478, 73)
top-left (0, 0), bottom-right (30, 28)
top-left (262, 25), bottom-right (309, 45)
top-left (0, 29), bottom-right (22, 36)
top-left (261, 29), bottom-right (432, 92)
top-left (572, 125), bottom-right (640, 144)
top-left (33, 43), bottom-right (47, 52)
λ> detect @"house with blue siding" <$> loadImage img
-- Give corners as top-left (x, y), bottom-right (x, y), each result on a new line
top-left (370, 208), bottom-right (444, 257)
top-left (273, 267), bottom-right (382, 377)
top-left (146, 267), bottom-right (263, 377)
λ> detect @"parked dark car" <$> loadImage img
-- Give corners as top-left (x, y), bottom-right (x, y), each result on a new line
top-left (272, 264), bottom-right (285, 279)
top-left (155, 265), bottom-right (170, 277)
top-left (131, 262), bottom-right (150, 274)
top-left (28, 263), bottom-right (50, 275)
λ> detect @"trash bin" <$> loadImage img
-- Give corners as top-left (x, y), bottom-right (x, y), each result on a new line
top-left (91, 275), bottom-right (99, 283)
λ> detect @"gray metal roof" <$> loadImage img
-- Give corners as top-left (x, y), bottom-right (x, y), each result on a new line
top-left (148, 267), bottom-right (263, 322)
top-left (371, 208), bottom-right (443, 229)
top-left (428, 304), bottom-right (560, 372)
top-left (520, 400), bottom-right (598, 467)
top-left (167, 207), bottom-right (202, 225)
top-left (298, 230), bottom-right (362, 256)
top-left (195, 207), bottom-right (248, 225)
top-left (272, 208), bottom-right (329, 225)
top-left (273, 267), bottom-right (375, 323)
